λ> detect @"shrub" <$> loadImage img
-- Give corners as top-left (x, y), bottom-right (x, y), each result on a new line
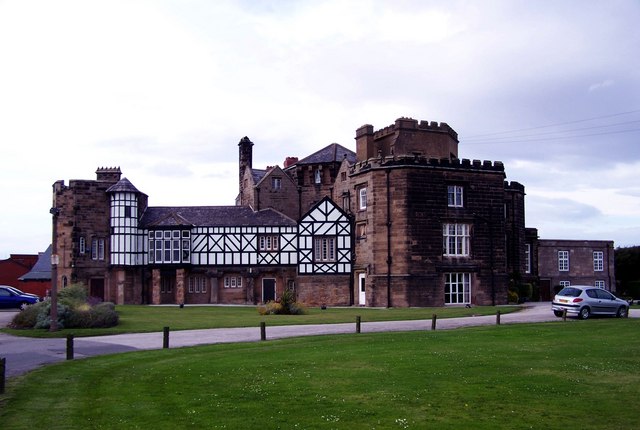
top-left (10, 301), bottom-right (47, 329)
top-left (507, 290), bottom-right (519, 304)
top-left (9, 288), bottom-right (119, 330)
top-left (89, 303), bottom-right (119, 328)
top-left (258, 301), bottom-right (284, 315)
top-left (58, 284), bottom-right (88, 307)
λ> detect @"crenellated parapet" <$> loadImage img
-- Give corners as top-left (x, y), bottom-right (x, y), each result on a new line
top-left (350, 155), bottom-right (505, 175)
top-left (370, 117), bottom-right (458, 142)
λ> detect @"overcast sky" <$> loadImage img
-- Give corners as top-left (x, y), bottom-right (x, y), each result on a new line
top-left (1, 0), bottom-right (639, 258)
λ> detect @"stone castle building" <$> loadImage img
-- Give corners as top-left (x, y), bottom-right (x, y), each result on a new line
top-left (49, 117), bottom-right (614, 307)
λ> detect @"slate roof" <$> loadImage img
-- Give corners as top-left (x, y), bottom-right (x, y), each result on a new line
top-left (140, 206), bottom-right (297, 228)
top-left (106, 177), bottom-right (145, 194)
top-left (19, 245), bottom-right (52, 281)
top-left (292, 143), bottom-right (356, 166)
top-left (251, 169), bottom-right (268, 184)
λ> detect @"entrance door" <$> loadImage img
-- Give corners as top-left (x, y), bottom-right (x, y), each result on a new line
top-left (358, 273), bottom-right (366, 306)
top-left (90, 278), bottom-right (105, 301)
top-left (262, 278), bottom-right (276, 303)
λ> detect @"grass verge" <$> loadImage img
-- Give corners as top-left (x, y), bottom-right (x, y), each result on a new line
top-left (1, 319), bottom-right (639, 429)
top-left (1, 304), bottom-right (519, 338)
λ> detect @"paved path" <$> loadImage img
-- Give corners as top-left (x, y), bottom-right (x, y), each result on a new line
top-left (1, 303), bottom-right (637, 378)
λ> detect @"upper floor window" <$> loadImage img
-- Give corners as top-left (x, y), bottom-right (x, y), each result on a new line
top-left (259, 235), bottom-right (279, 252)
top-left (314, 168), bottom-right (322, 184)
top-left (447, 185), bottom-right (464, 207)
top-left (341, 193), bottom-right (350, 212)
top-left (149, 230), bottom-right (191, 264)
top-left (593, 251), bottom-right (604, 272)
top-left (340, 171), bottom-right (347, 181)
top-left (79, 237), bottom-right (86, 255)
top-left (558, 250), bottom-right (569, 272)
top-left (356, 222), bottom-right (367, 239)
top-left (359, 187), bottom-right (367, 210)
top-left (91, 238), bottom-right (105, 261)
top-left (314, 236), bottom-right (336, 262)
top-left (443, 223), bottom-right (470, 256)
top-left (271, 177), bottom-right (282, 190)
top-left (525, 243), bottom-right (531, 274)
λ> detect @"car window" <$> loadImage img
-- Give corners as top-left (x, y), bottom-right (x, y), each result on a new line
top-left (558, 287), bottom-right (581, 297)
top-left (0, 289), bottom-right (11, 297)
top-left (596, 289), bottom-right (614, 300)
top-left (586, 289), bottom-right (598, 298)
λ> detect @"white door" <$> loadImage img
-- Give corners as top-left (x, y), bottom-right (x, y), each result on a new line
top-left (358, 273), bottom-right (366, 306)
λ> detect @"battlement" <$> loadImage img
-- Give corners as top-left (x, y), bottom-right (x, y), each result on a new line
top-left (356, 117), bottom-right (459, 162)
top-left (369, 117), bottom-right (459, 141)
top-left (351, 155), bottom-right (505, 174)
top-left (504, 181), bottom-right (525, 193)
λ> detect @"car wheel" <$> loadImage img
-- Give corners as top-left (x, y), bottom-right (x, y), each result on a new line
top-left (616, 306), bottom-right (628, 318)
top-left (579, 307), bottom-right (590, 320)
top-left (19, 302), bottom-right (29, 311)
top-left (553, 310), bottom-right (564, 317)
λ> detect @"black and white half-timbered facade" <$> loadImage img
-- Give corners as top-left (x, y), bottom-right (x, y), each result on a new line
top-left (51, 167), bottom-right (353, 306)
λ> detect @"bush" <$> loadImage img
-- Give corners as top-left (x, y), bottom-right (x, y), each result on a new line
top-left (9, 301), bottom-right (47, 329)
top-left (9, 286), bottom-right (119, 330)
top-left (58, 284), bottom-right (88, 307)
top-left (507, 290), bottom-right (519, 304)
top-left (257, 289), bottom-right (307, 315)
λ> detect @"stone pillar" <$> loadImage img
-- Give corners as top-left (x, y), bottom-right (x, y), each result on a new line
top-left (176, 268), bottom-right (186, 305)
top-left (209, 274), bottom-right (218, 304)
top-left (151, 269), bottom-right (161, 305)
top-left (116, 269), bottom-right (125, 305)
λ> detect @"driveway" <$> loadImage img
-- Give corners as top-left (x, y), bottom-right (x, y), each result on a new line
top-left (1, 303), bottom-right (637, 379)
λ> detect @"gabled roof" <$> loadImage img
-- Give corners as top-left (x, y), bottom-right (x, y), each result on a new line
top-left (140, 206), bottom-right (296, 228)
top-left (19, 245), bottom-right (52, 281)
top-left (290, 143), bottom-right (356, 167)
top-left (106, 177), bottom-right (145, 194)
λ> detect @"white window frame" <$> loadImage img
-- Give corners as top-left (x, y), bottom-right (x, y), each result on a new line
top-left (359, 187), bottom-right (367, 210)
top-left (79, 237), bottom-right (86, 255)
top-left (91, 238), bottom-right (105, 261)
top-left (314, 236), bottom-right (336, 262)
top-left (443, 223), bottom-right (470, 256)
top-left (259, 235), bottom-right (279, 252)
top-left (558, 250), bottom-right (569, 272)
top-left (525, 243), bottom-right (531, 274)
top-left (559, 280), bottom-right (571, 288)
top-left (447, 185), bottom-right (464, 207)
top-left (445, 273), bottom-right (471, 304)
top-left (271, 177), bottom-right (282, 190)
top-left (595, 280), bottom-right (605, 289)
top-left (593, 251), bottom-right (604, 272)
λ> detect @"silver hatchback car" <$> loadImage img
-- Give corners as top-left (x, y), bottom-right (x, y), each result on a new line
top-left (552, 285), bottom-right (629, 319)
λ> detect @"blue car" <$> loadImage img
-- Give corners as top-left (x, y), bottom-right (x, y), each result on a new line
top-left (0, 285), bottom-right (40, 310)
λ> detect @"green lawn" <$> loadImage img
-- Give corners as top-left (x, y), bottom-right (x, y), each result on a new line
top-left (2, 304), bottom-right (519, 338)
top-left (2, 319), bottom-right (639, 429)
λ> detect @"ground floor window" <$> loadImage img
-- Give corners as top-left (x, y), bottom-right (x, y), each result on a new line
top-left (188, 276), bottom-right (207, 294)
top-left (595, 280), bottom-right (605, 289)
top-left (224, 276), bottom-right (243, 288)
top-left (445, 273), bottom-right (471, 304)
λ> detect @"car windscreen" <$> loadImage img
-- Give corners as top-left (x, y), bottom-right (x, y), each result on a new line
top-left (557, 287), bottom-right (582, 297)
